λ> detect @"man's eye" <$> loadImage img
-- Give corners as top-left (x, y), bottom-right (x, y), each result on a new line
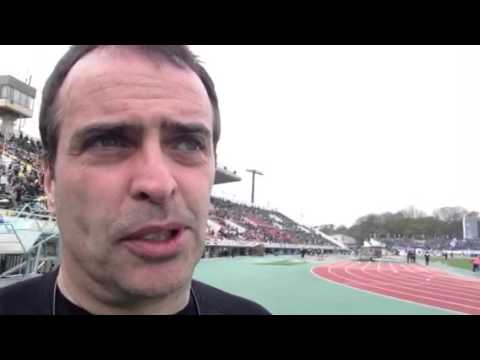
top-left (87, 136), bottom-right (129, 149)
top-left (173, 137), bottom-right (205, 152)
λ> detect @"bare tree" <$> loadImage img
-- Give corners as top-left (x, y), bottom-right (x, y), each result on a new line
top-left (432, 206), bottom-right (468, 222)
top-left (401, 206), bottom-right (426, 219)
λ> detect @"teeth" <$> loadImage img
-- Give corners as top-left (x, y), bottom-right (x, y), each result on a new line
top-left (142, 230), bottom-right (173, 241)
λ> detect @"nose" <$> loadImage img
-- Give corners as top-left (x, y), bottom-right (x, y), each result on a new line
top-left (129, 142), bottom-right (177, 205)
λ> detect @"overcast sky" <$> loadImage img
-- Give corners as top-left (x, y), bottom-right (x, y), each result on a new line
top-left (1, 45), bottom-right (479, 227)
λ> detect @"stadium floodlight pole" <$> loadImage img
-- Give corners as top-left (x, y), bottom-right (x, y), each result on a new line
top-left (246, 169), bottom-right (264, 205)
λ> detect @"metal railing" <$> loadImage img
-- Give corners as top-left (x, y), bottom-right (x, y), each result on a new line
top-left (0, 222), bottom-right (27, 253)
top-left (0, 208), bottom-right (59, 278)
top-left (9, 202), bottom-right (56, 233)
top-left (0, 231), bottom-right (59, 277)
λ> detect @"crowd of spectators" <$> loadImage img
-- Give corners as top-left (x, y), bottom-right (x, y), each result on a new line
top-left (0, 131), bottom-right (340, 248)
top-left (383, 235), bottom-right (480, 251)
top-left (0, 132), bottom-right (44, 209)
top-left (209, 197), bottom-right (329, 246)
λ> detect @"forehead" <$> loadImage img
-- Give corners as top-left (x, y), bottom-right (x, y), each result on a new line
top-left (56, 46), bottom-right (213, 130)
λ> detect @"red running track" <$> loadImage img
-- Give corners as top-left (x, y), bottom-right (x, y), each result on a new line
top-left (312, 261), bottom-right (480, 314)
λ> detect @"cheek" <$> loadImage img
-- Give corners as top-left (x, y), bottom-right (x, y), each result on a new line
top-left (61, 164), bottom-right (124, 204)
top-left (177, 169), bottom-right (213, 217)
top-left (55, 164), bottom-right (126, 236)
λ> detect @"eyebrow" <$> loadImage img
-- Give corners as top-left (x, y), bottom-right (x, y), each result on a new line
top-left (69, 122), bottom-right (143, 151)
top-left (69, 119), bottom-right (212, 151)
top-left (160, 120), bottom-right (212, 139)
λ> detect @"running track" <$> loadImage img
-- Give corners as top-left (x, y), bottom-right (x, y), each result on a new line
top-left (312, 261), bottom-right (480, 314)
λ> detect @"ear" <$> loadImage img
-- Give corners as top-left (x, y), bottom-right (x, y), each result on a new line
top-left (42, 159), bottom-right (56, 214)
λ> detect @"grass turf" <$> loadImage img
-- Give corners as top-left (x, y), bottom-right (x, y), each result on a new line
top-left (431, 257), bottom-right (473, 271)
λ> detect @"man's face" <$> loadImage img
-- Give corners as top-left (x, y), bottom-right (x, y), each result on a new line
top-left (44, 48), bottom-right (215, 301)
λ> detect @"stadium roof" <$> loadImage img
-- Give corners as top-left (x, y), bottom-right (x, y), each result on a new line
top-left (214, 166), bottom-right (241, 185)
top-left (0, 75), bottom-right (36, 98)
top-left (363, 239), bottom-right (386, 248)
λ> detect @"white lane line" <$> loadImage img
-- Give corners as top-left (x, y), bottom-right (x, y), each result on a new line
top-left (338, 264), bottom-right (480, 311)
top-left (383, 265), bottom-right (480, 294)
top-left (364, 265), bottom-right (480, 301)
top-left (310, 266), bottom-right (464, 315)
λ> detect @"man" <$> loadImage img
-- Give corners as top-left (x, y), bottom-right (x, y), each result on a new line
top-left (424, 250), bottom-right (430, 266)
top-left (472, 256), bottom-right (480, 272)
top-left (0, 45), bottom-right (271, 315)
top-left (13, 180), bottom-right (24, 204)
top-left (0, 171), bottom-right (7, 193)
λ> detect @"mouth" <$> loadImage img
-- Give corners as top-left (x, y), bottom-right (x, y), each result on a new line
top-left (139, 228), bottom-right (180, 241)
top-left (120, 225), bottom-right (187, 260)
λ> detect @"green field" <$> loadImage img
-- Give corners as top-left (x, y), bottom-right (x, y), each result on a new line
top-left (193, 256), bottom-right (455, 315)
top-left (431, 257), bottom-right (473, 271)
top-left (256, 259), bottom-right (307, 266)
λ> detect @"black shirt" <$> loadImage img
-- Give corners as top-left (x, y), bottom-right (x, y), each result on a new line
top-left (0, 269), bottom-right (271, 315)
top-left (53, 282), bottom-right (198, 315)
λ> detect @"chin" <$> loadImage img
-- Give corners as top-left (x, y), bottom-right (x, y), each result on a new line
top-left (118, 260), bottom-right (194, 299)
top-left (109, 242), bottom-right (203, 298)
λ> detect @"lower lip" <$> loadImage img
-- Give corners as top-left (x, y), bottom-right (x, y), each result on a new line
top-left (122, 228), bottom-right (186, 259)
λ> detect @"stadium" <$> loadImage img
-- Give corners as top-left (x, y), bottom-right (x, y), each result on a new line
top-left (2, 72), bottom-right (480, 315)
top-left (1, 144), bottom-right (480, 314)
top-left (0, 139), bottom-right (479, 314)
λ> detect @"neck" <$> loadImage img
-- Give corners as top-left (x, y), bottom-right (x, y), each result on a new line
top-left (57, 261), bottom-right (191, 315)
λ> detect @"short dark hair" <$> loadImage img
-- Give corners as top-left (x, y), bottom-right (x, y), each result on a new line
top-left (39, 45), bottom-right (220, 164)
